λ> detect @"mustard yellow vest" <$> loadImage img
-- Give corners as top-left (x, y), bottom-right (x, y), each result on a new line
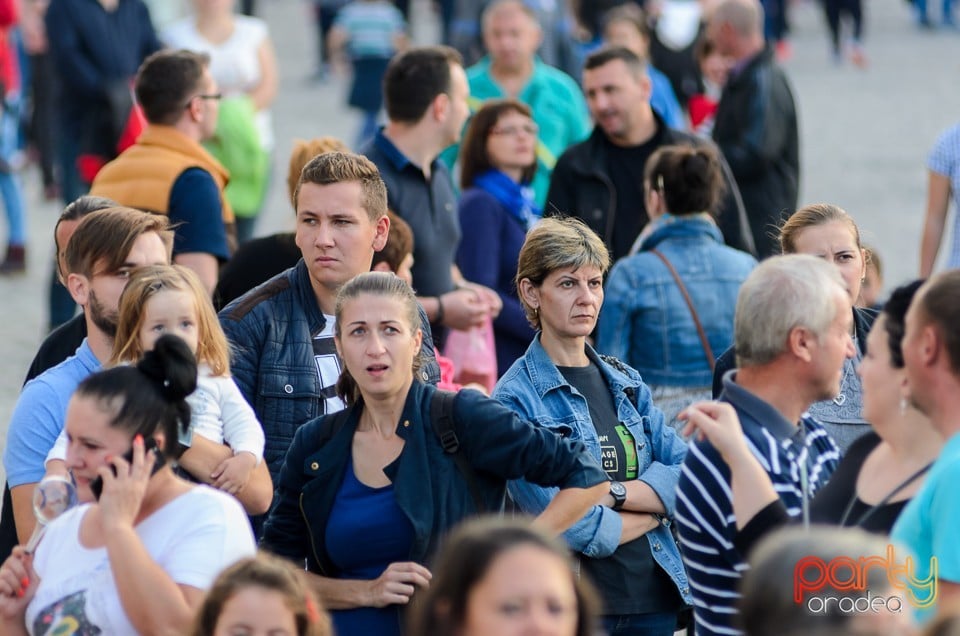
top-left (91, 125), bottom-right (235, 226)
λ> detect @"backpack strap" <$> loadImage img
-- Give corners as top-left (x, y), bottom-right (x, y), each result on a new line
top-left (430, 390), bottom-right (488, 514)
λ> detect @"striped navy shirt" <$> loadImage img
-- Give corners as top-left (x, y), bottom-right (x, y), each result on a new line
top-left (676, 373), bottom-right (840, 635)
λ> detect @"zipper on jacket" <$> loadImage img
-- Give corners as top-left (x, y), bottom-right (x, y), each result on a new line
top-left (299, 491), bottom-right (327, 576)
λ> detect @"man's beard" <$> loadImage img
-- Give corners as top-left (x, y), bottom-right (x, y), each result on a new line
top-left (88, 289), bottom-right (118, 339)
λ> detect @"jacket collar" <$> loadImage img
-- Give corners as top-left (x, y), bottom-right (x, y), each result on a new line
top-left (566, 110), bottom-right (671, 176)
top-left (729, 45), bottom-right (775, 84)
top-left (522, 333), bottom-right (639, 399)
top-left (640, 214), bottom-right (723, 251)
top-left (291, 259), bottom-right (329, 335)
top-left (137, 125), bottom-right (230, 186)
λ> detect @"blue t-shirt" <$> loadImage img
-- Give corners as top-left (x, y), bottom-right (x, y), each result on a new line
top-left (3, 340), bottom-right (101, 487)
top-left (168, 167), bottom-right (230, 262)
top-left (333, 0), bottom-right (405, 59)
top-left (892, 431), bottom-right (960, 625)
top-left (325, 456), bottom-right (414, 636)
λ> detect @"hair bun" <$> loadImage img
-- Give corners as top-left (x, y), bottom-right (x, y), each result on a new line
top-left (137, 334), bottom-right (198, 402)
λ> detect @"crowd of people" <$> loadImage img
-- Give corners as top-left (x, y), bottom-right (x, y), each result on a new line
top-left (0, 0), bottom-right (958, 635)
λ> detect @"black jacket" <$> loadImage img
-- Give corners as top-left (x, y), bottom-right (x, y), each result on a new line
top-left (260, 381), bottom-right (607, 574)
top-left (546, 121), bottom-right (756, 260)
top-left (712, 46), bottom-right (799, 258)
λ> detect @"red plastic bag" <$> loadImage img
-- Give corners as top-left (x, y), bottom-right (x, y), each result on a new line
top-left (444, 316), bottom-right (497, 393)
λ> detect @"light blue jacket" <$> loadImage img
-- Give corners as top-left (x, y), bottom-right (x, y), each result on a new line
top-left (598, 216), bottom-right (757, 387)
top-left (493, 335), bottom-right (691, 605)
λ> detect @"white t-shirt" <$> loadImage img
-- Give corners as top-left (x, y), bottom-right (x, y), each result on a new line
top-left (25, 487), bottom-right (255, 636)
top-left (313, 314), bottom-right (346, 415)
top-left (162, 15), bottom-right (274, 149)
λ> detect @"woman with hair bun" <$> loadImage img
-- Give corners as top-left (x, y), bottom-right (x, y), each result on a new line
top-left (597, 144), bottom-right (757, 430)
top-left (0, 335), bottom-right (256, 635)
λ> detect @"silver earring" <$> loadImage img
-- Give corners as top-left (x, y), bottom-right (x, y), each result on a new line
top-left (899, 397), bottom-right (908, 415)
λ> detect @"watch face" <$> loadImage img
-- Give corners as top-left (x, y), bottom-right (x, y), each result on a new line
top-left (611, 482), bottom-right (627, 497)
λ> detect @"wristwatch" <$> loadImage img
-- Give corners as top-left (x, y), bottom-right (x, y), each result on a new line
top-left (609, 481), bottom-right (627, 511)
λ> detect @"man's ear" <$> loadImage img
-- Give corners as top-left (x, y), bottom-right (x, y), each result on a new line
top-left (373, 214), bottom-right (390, 251)
top-left (432, 92), bottom-right (450, 123)
top-left (185, 95), bottom-right (202, 123)
top-left (787, 326), bottom-right (814, 363)
top-left (66, 272), bottom-right (91, 307)
top-left (920, 324), bottom-right (942, 368)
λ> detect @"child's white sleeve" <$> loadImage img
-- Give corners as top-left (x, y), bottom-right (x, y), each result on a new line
top-left (216, 375), bottom-right (265, 461)
top-left (45, 428), bottom-right (69, 466)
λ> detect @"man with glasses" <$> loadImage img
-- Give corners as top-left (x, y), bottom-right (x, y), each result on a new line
top-left (90, 49), bottom-right (233, 294)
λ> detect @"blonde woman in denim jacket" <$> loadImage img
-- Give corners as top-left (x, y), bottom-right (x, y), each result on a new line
top-left (493, 217), bottom-right (691, 636)
top-left (597, 145), bottom-right (757, 432)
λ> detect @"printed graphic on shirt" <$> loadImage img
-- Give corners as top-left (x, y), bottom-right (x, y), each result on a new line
top-left (313, 317), bottom-right (346, 415)
top-left (33, 590), bottom-right (102, 635)
top-left (598, 424), bottom-right (638, 481)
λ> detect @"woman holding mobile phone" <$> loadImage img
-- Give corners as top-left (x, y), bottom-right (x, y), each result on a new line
top-left (0, 335), bottom-right (256, 636)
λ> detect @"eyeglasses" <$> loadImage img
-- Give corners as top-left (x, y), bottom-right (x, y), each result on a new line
top-left (184, 93), bottom-right (222, 109)
top-left (490, 123), bottom-right (539, 137)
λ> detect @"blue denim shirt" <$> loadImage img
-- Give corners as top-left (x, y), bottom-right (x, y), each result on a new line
top-left (597, 216), bottom-right (757, 387)
top-left (493, 335), bottom-right (692, 605)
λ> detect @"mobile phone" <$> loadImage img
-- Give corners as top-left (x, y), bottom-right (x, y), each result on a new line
top-left (90, 437), bottom-right (166, 500)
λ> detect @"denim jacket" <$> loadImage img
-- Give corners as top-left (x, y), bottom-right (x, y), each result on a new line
top-left (260, 381), bottom-right (608, 574)
top-left (597, 217), bottom-right (757, 387)
top-left (220, 259), bottom-right (442, 480)
top-left (493, 335), bottom-right (692, 605)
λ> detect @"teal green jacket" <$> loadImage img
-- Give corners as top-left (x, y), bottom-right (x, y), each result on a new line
top-left (441, 56), bottom-right (591, 208)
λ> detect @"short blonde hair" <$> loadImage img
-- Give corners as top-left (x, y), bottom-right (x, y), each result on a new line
top-left (515, 217), bottom-right (610, 329)
top-left (293, 151), bottom-right (387, 221)
top-left (112, 265), bottom-right (231, 376)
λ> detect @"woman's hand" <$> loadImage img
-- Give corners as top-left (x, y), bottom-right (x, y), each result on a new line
top-left (366, 562), bottom-right (432, 607)
top-left (0, 547), bottom-right (40, 621)
top-left (680, 401), bottom-right (752, 465)
top-left (97, 435), bottom-right (155, 533)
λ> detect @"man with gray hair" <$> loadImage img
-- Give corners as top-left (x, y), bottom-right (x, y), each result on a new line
top-left (675, 254), bottom-right (850, 635)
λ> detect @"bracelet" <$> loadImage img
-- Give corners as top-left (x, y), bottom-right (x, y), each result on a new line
top-left (435, 295), bottom-right (445, 325)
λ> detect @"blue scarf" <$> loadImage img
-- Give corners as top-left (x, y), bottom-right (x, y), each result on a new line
top-left (473, 169), bottom-right (541, 229)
